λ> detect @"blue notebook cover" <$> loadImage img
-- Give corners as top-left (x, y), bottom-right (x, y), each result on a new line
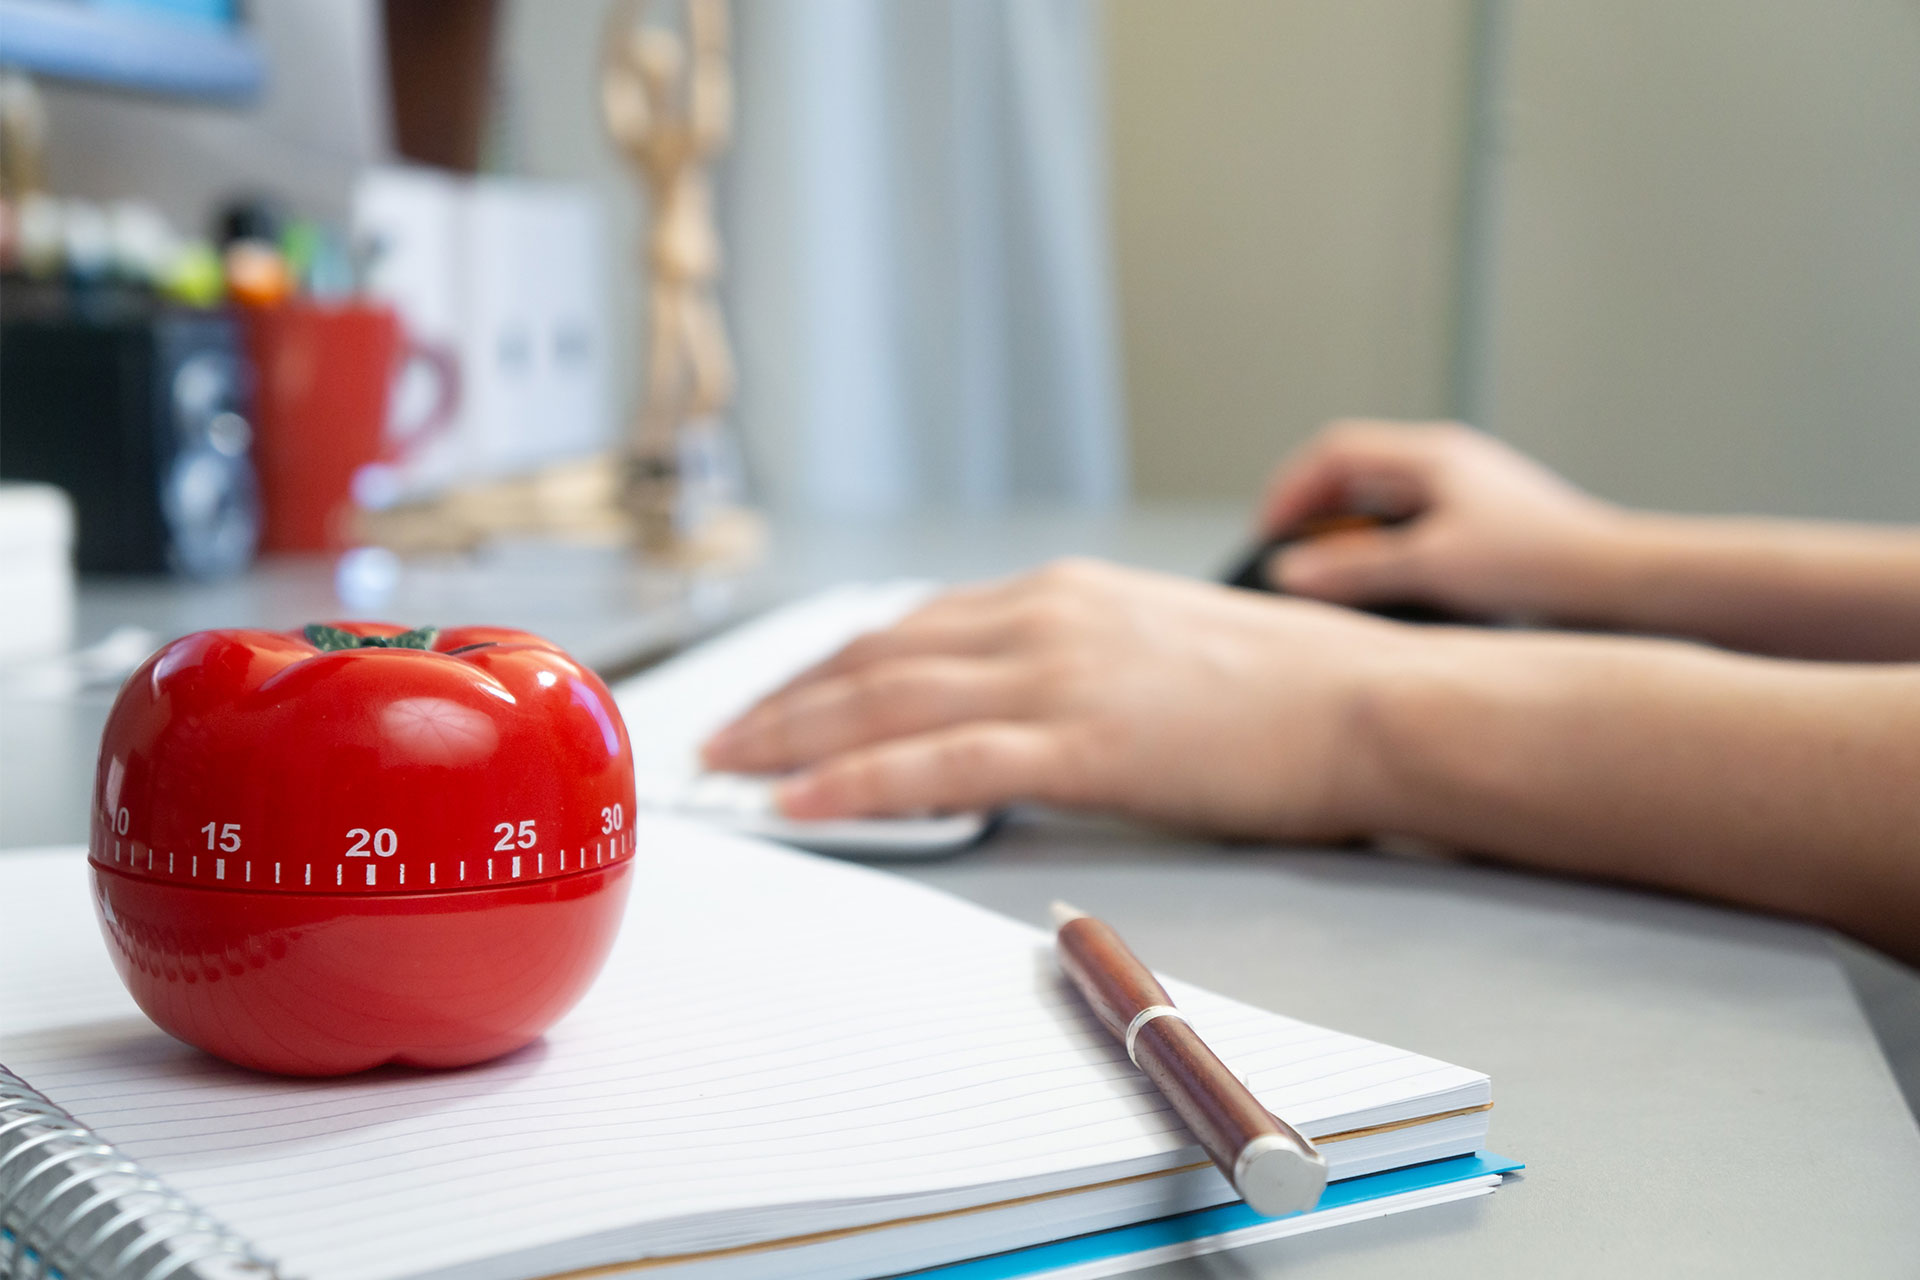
top-left (909, 1152), bottom-right (1524, 1279)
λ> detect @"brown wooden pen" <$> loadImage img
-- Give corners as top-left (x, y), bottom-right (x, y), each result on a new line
top-left (1051, 901), bottom-right (1328, 1217)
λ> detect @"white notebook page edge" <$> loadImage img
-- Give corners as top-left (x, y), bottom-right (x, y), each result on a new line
top-left (0, 825), bottom-right (1487, 1280)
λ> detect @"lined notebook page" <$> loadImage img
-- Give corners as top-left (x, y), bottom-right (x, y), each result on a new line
top-left (0, 825), bottom-right (1486, 1280)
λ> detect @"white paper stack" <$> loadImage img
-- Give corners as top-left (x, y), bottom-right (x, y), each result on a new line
top-left (0, 821), bottom-right (1494, 1279)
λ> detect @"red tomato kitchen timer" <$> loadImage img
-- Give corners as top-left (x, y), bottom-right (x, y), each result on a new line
top-left (88, 622), bottom-right (637, 1076)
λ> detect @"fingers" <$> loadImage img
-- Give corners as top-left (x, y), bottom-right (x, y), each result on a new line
top-left (702, 656), bottom-right (1033, 773)
top-left (750, 575), bottom-right (1045, 699)
top-left (1257, 420), bottom-right (1464, 535)
top-left (1256, 451), bottom-right (1350, 538)
top-left (775, 721), bottom-right (1079, 818)
top-left (739, 569), bottom-right (1098, 708)
top-left (778, 606), bottom-right (1012, 693)
top-left (1268, 526), bottom-right (1424, 604)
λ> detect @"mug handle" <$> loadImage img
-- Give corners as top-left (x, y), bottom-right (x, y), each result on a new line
top-left (381, 339), bottom-right (462, 466)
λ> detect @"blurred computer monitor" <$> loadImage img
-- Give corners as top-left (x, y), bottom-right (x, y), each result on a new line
top-left (0, 0), bottom-right (262, 101)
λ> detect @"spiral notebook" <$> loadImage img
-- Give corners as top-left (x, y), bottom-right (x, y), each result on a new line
top-left (0, 820), bottom-right (1502, 1280)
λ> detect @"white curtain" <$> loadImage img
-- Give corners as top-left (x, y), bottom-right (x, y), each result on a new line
top-left (723, 0), bottom-right (1127, 517)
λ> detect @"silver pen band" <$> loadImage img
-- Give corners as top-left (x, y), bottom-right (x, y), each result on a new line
top-left (1122, 1004), bottom-right (1187, 1067)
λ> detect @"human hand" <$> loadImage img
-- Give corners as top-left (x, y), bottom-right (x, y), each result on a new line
top-left (700, 559), bottom-right (1425, 837)
top-left (1256, 420), bottom-right (1625, 621)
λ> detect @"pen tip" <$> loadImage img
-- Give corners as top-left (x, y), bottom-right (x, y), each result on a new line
top-left (1049, 900), bottom-right (1086, 929)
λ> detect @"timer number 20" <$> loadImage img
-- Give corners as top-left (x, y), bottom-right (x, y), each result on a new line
top-left (345, 827), bottom-right (398, 857)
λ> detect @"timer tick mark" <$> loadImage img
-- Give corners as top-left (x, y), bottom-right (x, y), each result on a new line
top-left (366, 865), bottom-right (376, 887)
top-left (305, 863), bottom-right (311, 886)
top-left (274, 863), bottom-right (281, 885)
top-left (336, 865), bottom-right (343, 887)
top-left (512, 855), bottom-right (522, 878)
top-left (215, 859), bottom-right (225, 881)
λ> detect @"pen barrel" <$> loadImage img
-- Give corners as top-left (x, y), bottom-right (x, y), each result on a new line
top-left (1129, 1015), bottom-right (1316, 1204)
top-left (1055, 916), bottom-right (1174, 1041)
top-left (1056, 915), bottom-right (1326, 1217)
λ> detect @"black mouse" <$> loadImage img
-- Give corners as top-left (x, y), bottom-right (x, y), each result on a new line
top-left (1220, 516), bottom-right (1467, 625)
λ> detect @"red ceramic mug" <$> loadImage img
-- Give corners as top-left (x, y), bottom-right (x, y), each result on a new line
top-left (242, 301), bottom-right (459, 552)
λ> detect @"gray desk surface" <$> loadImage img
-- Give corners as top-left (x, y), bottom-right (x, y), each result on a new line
top-left (4, 503), bottom-right (1919, 1277)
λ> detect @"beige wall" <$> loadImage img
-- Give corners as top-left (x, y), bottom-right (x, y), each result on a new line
top-left (1111, 1), bottom-right (1920, 521)
top-left (1485, 1), bottom-right (1920, 520)
top-left (1107, 0), bottom-right (1476, 501)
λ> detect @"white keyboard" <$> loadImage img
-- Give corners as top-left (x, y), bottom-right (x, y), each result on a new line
top-left (612, 582), bottom-right (993, 858)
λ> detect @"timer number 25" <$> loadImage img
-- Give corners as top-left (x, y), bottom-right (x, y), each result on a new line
top-left (494, 820), bottom-right (537, 851)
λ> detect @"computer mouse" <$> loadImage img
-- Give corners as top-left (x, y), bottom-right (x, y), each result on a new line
top-left (1220, 513), bottom-right (1467, 625)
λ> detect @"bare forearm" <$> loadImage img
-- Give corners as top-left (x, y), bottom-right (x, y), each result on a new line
top-left (1572, 513), bottom-right (1920, 660)
top-left (1350, 631), bottom-right (1920, 963)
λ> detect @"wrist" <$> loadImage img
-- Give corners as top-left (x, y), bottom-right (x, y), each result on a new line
top-left (1564, 509), bottom-right (1751, 636)
top-left (1329, 630), bottom-right (1489, 839)
top-left (1534, 503), bottom-right (1653, 626)
top-left (1336, 630), bottom-right (1564, 844)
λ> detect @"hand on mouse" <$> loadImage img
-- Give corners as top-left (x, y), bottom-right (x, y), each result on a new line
top-left (701, 559), bottom-right (1428, 836)
top-left (1256, 420), bottom-right (1626, 622)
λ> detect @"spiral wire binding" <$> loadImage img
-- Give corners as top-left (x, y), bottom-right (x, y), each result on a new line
top-left (0, 1067), bottom-right (283, 1280)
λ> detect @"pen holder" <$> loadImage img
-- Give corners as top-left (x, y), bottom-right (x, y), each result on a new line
top-left (87, 622), bottom-right (637, 1076)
